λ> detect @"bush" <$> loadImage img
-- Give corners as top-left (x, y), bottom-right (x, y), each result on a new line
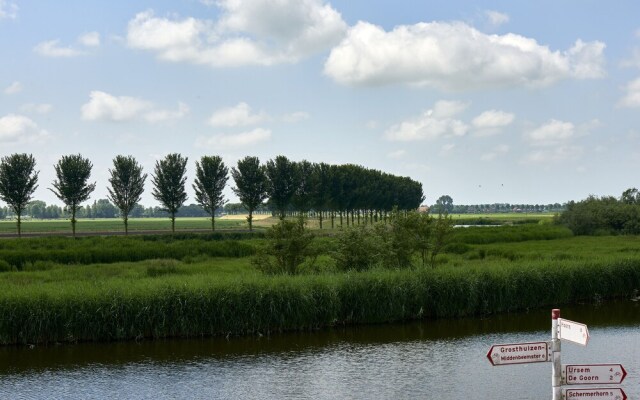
top-left (333, 225), bottom-right (389, 272)
top-left (252, 219), bottom-right (317, 275)
top-left (0, 259), bottom-right (11, 272)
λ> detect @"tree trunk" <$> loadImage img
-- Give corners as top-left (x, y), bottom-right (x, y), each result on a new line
top-left (71, 207), bottom-right (77, 237)
top-left (171, 213), bottom-right (176, 233)
top-left (248, 209), bottom-right (254, 231)
top-left (124, 215), bottom-right (129, 235)
top-left (17, 212), bottom-right (21, 238)
top-left (318, 211), bottom-right (323, 229)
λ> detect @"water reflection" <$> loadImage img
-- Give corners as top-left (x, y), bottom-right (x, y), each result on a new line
top-left (0, 300), bottom-right (638, 399)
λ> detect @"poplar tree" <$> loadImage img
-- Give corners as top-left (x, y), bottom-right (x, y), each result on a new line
top-left (193, 155), bottom-right (228, 231)
top-left (231, 156), bottom-right (267, 231)
top-left (151, 153), bottom-right (188, 233)
top-left (0, 153), bottom-right (39, 237)
top-left (50, 154), bottom-right (95, 237)
top-left (107, 155), bottom-right (147, 234)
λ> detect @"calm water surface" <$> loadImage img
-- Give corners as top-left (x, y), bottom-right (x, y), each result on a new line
top-left (1, 300), bottom-right (638, 399)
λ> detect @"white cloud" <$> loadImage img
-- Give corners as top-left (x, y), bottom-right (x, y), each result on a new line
top-left (34, 40), bottom-right (84, 57)
top-left (440, 143), bottom-right (456, 156)
top-left (526, 119), bottom-right (575, 146)
top-left (0, 114), bottom-right (49, 144)
top-left (0, 1), bottom-right (17, 19)
top-left (472, 110), bottom-right (515, 129)
top-left (4, 81), bottom-right (22, 94)
top-left (485, 10), bottom-right (509, 27)
top-left (20, 103), bottom-right (53, 114)
top-left (144, 102), bottom-right (189, 123)
top-left (208, 102), bottom-right (268, 127)
top-left (127, 1), bottom-right (347, 67)
top-left (78, 31), bottom-right (101, 47)
top-left (481, 144), bottom-right (509, 161)
top-left (324, 21), bottom-right (606, 89)
top-left (196, 128), bottom-right (271, 149)
top-left (618, 77), bottom-right (640, 108)
top-left (81, 91), bottom-right (153, 121)
top-left (385, 101), bottom-right (469, 142)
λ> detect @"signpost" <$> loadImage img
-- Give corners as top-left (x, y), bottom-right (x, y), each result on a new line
top-left (562, 364), bottom-right (627, 386)
top-left (558, 318), bottom-right (590, 346)
top-left (486, 341), bottom-right (551, 366)
top-left (562, 388), bottom-right (627, 400)
top-left (485, 309), bottom-right (629, 400)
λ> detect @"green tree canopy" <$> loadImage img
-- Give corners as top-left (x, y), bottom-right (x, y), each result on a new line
top-left (231, 156), bottom-right (268, 231)
top-left (151, 153), bottom-right (188, 233)
top-left (50, 154), bottom-right (95, 237)
top-left (265, 155), bottom-right (298, 219)
top-left (193, 155), bottom-right (229, 231)
top-left (107, 155), bottom-right (147, 234)
top-left (0, 153), bottom-right (39, 236)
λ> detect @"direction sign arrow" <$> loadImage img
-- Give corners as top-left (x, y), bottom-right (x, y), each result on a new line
top-left (558, 318), bottom-right (590, 346)
top-left (562, 388), bottom-right (627, 400)
top-left (562, 364), bottom-right (627, 385)
top-left (486, 341), bottom-right (551, 366)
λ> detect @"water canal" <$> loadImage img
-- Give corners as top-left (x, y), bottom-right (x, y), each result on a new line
top-left (1, 300), bottom-right (638, 399)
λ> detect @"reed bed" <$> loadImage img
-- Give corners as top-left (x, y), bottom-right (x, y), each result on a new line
top-left (0, 255), bottom-right (638, 345)
top-left (0, 234), bottom-right (260, 270)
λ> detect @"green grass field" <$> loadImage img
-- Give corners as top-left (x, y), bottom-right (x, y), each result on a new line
top-left (0, 217), bottom-right (248, 234)
top-left (0, 222), bottom-right (638, 345)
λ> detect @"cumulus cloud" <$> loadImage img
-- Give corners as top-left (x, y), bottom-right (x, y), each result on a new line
top-left (78, 31), bottom-right (101, 47)
top-left (196, 128), bottom-right (271, 149)
top-left (81, 91), bottom-right (190, 124)
top-left (618, 77), bottom-right (640, 108)
top-left (0, 0), bottom-right (17, 19)
top-left (208, 102), bottom-right (269, 127)
top-left (34, 40), bottom-right (84, 57)
top-left (4, 81), bottom-right (22, 94)
top-left (127, 1), bottom-right (347, 67)
top-left (472, 110), bottom-right (515, 136)
top-left (526, 119), bottom-right (576, 146)
top-left (385, 100), bottom-right (469, 142)
top-left (0, 114), bottom-right (49, 144)
top-left (20, 103), bottom-right (53, 114)
top-left (485, 10), bottom-right (509, 27)
top-left (81, 91), bottom-right (153, 121)
top-left (324, 21), bottom-right (606, 89)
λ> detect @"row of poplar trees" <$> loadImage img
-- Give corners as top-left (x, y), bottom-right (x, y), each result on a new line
top-left (0, 153), bottom-right (424, 236)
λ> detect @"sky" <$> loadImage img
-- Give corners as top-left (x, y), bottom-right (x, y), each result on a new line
top-left (1, 0), bottom-right (640, 208)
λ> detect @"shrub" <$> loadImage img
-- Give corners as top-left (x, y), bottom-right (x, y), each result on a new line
top-left (0, 259), bottom-right (11, 272)
top-left (332, 225), bottom-right (389, 272)
top-left (252, 219), bottom-right (317, 275)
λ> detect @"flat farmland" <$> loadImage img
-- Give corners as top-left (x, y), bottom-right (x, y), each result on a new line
top-left (0, 215), bottom-right (273, 235)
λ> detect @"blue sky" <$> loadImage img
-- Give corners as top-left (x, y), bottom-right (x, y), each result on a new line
top-left (1, 0), bottom-right (639, 207)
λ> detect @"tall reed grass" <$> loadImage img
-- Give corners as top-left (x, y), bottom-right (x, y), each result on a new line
top-left (1, 256), bottom-right (637, 345)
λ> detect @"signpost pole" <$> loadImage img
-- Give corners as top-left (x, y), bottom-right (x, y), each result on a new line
top-left (552, 309), bottom-right (561, 400)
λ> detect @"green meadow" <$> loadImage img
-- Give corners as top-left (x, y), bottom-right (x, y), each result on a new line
top-left (0, 222), bottom-right (638, 345)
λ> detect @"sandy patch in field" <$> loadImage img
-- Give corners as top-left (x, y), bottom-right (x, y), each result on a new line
top-left (219, 214), bottom-right (272, 221)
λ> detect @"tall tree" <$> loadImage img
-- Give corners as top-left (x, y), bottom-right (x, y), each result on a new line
top-left (50, 154), bottom-right (95, 237)
top-left (434, 195), bottom-right (454, 214)
top-left (107, 155), bottom-right (147, 234)
top-left (151, 153), bottom-right (188, 233)
top-left (231, 156), bottom-right (267, 231)
top-left (291, 160), bottom-right (314, 216)
top-left (193, 155), bottom-right (229, 231)
top-left (265, 155), bottom-right (298, 219)
top-left (0, 153), bottom-right (39, 237)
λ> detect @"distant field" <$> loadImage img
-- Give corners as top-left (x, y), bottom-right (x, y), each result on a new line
top-left (0, 217), bottom-right (249, 234)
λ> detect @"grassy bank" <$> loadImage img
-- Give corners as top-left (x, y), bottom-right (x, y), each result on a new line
top-left (0, 243), bottom-right (638, 345)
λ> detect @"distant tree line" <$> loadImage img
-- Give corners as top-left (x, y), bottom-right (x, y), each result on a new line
top-left (429, 195), bottom-right (566, 214)
top-left (557, 188), bottom-right (640, 235)
top-left (0, 153), bottom-right (424, 235)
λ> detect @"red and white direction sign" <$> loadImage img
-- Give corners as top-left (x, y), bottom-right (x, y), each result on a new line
top-left (562, 364), bottom-right (627, 385)
top-left (562, 388), bottom-right (627, 400)
top-left (486, 341), bottom-right (551, 366)
top-left (558, 318), bottom-right (590, 346)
